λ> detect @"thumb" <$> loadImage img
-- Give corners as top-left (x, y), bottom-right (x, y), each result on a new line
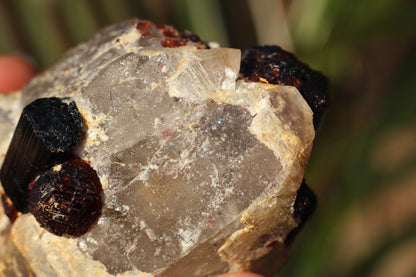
top-left (0, 55), bottom-right (36, 94)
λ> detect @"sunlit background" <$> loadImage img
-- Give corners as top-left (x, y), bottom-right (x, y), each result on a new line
top-left (1, 0), bottom-right (415, 276)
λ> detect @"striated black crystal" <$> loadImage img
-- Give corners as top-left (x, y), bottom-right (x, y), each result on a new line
top-left (240, 45), bottom-right (328, 128)
top-left (293, 179), bottom-right (317, 222)
top-left (0, 97), bottom-right (83, 213)
top-left (285, 179), bottom-right (317, 246)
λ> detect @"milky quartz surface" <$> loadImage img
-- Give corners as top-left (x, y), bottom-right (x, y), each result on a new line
top-left (0, 19), bottom-right (314, 277)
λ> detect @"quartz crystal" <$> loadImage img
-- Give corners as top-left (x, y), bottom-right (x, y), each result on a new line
top-left (0, 19), bottom-right (321, 277)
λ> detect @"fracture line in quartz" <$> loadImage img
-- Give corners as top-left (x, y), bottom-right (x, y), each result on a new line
top-left (207, 163), bottom-right (235, 211)
top-left (128, 121), bottom-right (198, 187)
top-left (178, 219), bottom-right (202, 254)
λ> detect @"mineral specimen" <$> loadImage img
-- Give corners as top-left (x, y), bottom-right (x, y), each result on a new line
top-left (0, 19), bottom-right (327, 277)
top-left (240, 45), bottom-right (328, 128)
top-left (28, 157), bottom-right (103, 237)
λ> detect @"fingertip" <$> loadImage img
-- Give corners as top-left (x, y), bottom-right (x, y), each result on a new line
top-left (0, 55), bottom-right (37, 94)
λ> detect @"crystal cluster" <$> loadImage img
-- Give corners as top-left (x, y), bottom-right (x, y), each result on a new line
top-left (1, 97), bottom-right (83, 213)
top-left (0, 19), bottom-right (326, 277)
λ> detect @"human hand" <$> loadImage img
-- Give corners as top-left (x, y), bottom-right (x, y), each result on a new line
top-left (0, 55), bottom-right (36, 93)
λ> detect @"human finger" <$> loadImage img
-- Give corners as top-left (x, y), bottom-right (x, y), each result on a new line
top-left (0, 55), bottom-right (36, 93)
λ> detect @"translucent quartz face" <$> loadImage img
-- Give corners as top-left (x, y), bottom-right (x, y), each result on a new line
top-left (17, 20), bottom-right (314, 275)
top-left (82, 49), bottom-right (284, 273)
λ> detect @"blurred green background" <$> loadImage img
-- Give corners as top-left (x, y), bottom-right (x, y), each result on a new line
top-left (1, 0), bottom-right (415, 276)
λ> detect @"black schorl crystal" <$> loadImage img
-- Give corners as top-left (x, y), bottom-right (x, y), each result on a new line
top-left (0, 97), bottom-right (83, 213)
top-left (293, 179), bottom-right (317, 222)
top-left (240, 45), bottom-right (329, 128)
top-left (284, 179), bottom-right (317, 246)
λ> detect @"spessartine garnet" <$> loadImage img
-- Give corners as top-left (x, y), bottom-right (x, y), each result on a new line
top-left (239, 45), bottom-right (328, 128)
top-left (28, 157), bottom-right (103, 237)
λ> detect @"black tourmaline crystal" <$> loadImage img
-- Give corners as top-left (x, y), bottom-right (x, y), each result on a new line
top-left (240, 45), bottom-right (328, 128)
top-left (285, 179), bottom-right (317, 246)
top-left (0, 97), bottom-right (83, 213)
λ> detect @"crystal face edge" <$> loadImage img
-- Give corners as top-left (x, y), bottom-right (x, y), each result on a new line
top-left (240, 45), bottom-right (329, 129)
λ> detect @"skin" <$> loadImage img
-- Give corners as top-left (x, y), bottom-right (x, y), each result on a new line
top-left (0, 55), bottom-right (36, 93)
top-left (0, 55), bottom-right (265, 277)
